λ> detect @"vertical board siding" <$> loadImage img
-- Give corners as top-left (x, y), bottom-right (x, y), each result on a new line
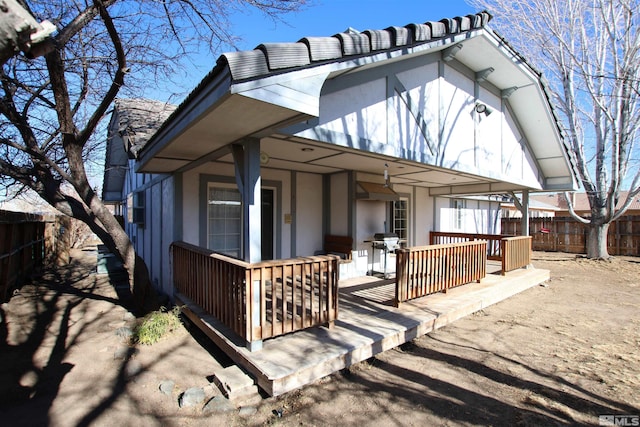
top-left (395, 240), bottom-right (487, 306)
top-left (171, 242), bottom-right (339, 344)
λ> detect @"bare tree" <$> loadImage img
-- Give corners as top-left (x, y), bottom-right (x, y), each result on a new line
top-left (0, 0), bottom-right (306, 311)
top-left (469, 0), bottom-right (640, 258)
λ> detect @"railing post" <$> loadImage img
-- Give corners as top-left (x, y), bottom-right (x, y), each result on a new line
top-left (501, 238), bottom-right (507, 275)
top-left (395, 249), bottom-right (407, 307)
top-left (247, 276), bottom-right (263, 352)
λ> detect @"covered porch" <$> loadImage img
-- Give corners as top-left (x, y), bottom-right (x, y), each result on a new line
top-left (175, 253), bottom-right (547, 397)
top-left (172, 234), bottom-right (539, 396)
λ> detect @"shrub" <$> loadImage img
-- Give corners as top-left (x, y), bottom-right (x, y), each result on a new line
top-left (133, 306), bottom-right (182, 345)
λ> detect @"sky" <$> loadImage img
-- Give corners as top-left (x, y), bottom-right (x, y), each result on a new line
top-left (228, 0), bottom-right (478, 51)
top-left (161, 0), bottom-right (479, 101)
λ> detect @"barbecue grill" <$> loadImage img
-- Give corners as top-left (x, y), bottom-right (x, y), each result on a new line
top-left (368, 232), bottom-right (400, 278)
top-left (372, 232), bottom-right (400, 251)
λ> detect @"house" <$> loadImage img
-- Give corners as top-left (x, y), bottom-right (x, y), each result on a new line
top-left (535, 192), bottom-right (640, 217)
top-left (103, 11), bottom-right (577, 358)
top-left (500, 196), bottom-right (560, 218)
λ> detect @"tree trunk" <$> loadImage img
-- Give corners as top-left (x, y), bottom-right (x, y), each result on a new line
top-left (45, 186), bottom-right (159, 314)
top-left (586, 222), bottom-right (610, 259)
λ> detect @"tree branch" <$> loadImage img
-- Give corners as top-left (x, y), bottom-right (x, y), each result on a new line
top-left (76, 0), bottom-right (127, 149)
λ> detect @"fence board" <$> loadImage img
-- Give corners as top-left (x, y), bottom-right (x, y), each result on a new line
top-left (0, 210), bottom-right (69, 302)
top-left (502, 216), bottom-right (640, 256)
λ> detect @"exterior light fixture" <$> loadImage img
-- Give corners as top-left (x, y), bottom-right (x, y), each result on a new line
top-left (383, 163), bottom-right (390, 188)
top-left (259, 151), bottom-right (270, 165)
top-left (442, 43), bottom-right (463, 62)
top-left (501, 86), bottom-right (519, 98)
top-left (301, 147), bottom-right (314, 152)
top-left (474, 102), bottom-right (493, 116)
top-left (475, 67), bottom-right (494, 82)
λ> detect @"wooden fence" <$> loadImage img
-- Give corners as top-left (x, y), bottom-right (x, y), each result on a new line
top-left (0, 210), bottom-right (70, 302)
top-left (502, 216), bottom-right (640, 255)
top-left (171, 241), bottom-right (339, 349)
top-left (395, 240), bottom-right (487, 307)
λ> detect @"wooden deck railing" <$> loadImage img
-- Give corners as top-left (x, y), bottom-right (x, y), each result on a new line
top-left (430, 231), bottom-right (512, 260)
top-left (171, 242), bottom-right (339, 349)
top-left (501, 236), bottom-right (532, 274)
top-left (395, 240), bottom-right (487, 306)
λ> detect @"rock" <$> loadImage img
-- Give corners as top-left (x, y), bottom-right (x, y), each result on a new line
top-left (159, 380), bottom-right (175, 396)
top-left (202, 396), bottom-right (235, 414)
top-left (115, 326), bottom-right (133, 338)
top-left (113, 347), bottom-right (129, 360)
top-left (179, 387), bottom-right (206, 408)
top-left (125, 360), bottom-right (142, 377)
top-left (123, 311), bottom-right (136, 321)
top-left (238, 406), bottom-right (258, 417)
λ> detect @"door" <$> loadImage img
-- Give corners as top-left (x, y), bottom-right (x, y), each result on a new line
top-left (261, 188), bottom-right (274, 260)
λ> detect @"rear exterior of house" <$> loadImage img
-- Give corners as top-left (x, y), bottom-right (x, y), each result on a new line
top-left (103, 11), bottom-right (576, 302)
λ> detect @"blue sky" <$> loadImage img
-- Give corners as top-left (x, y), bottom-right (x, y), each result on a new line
top-left (228, 0), bottom-right (478, 51)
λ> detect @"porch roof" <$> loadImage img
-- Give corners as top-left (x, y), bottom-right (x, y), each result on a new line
top-left (133, 10), bottom-right (577, 195)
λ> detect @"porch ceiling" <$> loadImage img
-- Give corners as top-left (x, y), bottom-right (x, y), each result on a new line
top-left (213, 134), bottom-right (521, 194)
top-left (137, 94), bottom-right (309, 173)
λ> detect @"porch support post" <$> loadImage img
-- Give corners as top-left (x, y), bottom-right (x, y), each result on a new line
top-left (232, 138), bottom-right (263, 351)
top-left (232, 138), bottom-right (262, 263)
top-left (521, 190), bottom-right (530, 236)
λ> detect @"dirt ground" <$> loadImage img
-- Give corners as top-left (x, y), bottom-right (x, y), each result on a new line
top-left (1, 248), bottom-right (639, 426)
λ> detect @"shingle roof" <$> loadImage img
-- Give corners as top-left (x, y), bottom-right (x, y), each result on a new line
top-left (114, 98), bottom-right (176, 158)
top-left (531, 192), bottom-right (640, 212)
top-left (218, 12), bottom-right (491, 82)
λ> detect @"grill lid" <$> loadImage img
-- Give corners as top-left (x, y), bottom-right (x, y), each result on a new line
top-left (374, 232), bottom-right (398, 240)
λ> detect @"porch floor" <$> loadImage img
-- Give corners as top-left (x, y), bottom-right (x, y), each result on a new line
top-left (176, 262), bottom-right (550, 397)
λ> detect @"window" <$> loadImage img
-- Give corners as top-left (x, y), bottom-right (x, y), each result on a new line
top-left (451, 199), bottom-right (466, 230)
top-left (207, 186), bottom-right (242, 258)
top-left (127, 191), bottom-right (145, 226)
top-left (392, 198), bottom-right (408, 243)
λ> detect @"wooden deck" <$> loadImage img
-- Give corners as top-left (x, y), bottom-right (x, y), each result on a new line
top-left (176, 262), bottom-right (549, 397)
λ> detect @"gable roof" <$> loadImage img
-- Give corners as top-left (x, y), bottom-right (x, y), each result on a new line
top-left (103, 10), bottom-right (577, 195)
top-left (102, 98), bottom-right (176, 202)
top-left (135, 11), bottom-right (500, 169)
top-left (114, 98), bottom-right (177, 158)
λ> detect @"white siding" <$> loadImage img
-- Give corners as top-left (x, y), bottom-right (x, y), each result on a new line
top-left (434, 196), bottom-right (501, 235)
top-left (414, 186), bottom-right (432, 245)
top-left (296, 172), bottom-right (323, 256)
top-left (306, 58), bottom-right (544, 190)
top-left (329, 172), bottom-right (349, 235)
top-left (440, 67), bottom-right (475, 168)
top-left (320, 80), bottom-right (387, 144)
top-left (182, 167), bottom-right (201, 246)
top-left (394, 63), bottom-right (440, 157)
